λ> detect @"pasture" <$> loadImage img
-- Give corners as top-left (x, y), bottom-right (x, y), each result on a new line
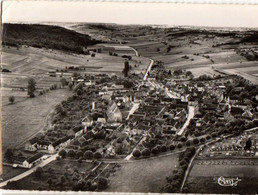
top-left (1, 89), bottom-right (73, 152)
top-left (106, 153), bottom-right (179, 193)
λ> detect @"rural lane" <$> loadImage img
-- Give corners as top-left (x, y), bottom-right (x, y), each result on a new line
top-left (128, 47), bottom-right (139, 57)
top-left (0, 154), bottom-right (58, 188)
top-left (143, 58), bottom-right (154, 81)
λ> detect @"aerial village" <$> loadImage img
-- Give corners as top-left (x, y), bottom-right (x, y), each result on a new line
top-left (4, 55), bottom-right (258, 173)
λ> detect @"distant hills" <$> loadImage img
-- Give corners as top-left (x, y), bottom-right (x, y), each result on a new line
top-left (2, 23), bottom-right (102, 54)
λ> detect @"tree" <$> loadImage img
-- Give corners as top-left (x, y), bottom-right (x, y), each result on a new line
top-left (74, 82), bottom-right (84, 92)
top-left (200, 137), bottom-right (206, 143)
top-left (67, 150), bottom-right (76, 158)
top-left (97, 177), bottom-right (108, 190)
top-left (181, 136), bottom-right (187, 142)
top-left (177, 143), bottom-right (183, 148)
top-left (193, 138), bottom-right (199, 145)
top-left (122, 60), bottom-right (130, 77)
top-left (9, 96), bottom-right (15, 104)
top-left (185, 140), bottom-right (191, 147)
top-left (93, 152), bottom-right (102, 159)
top-left (59, 150), bottom-right (67, 158)
top-left (77, 89), bottom-right (83, 96)
top-left (115, 144), bottom-right (123, 155)
top-left (142, 148), bottom-right (151, 157)
top-left (151, 147), bottom-right (159, 155)
top-left (133, 149), bottom-right (141, 158)
top-left (27, 78), bottom-right (36, 97)
top-left (4, 148), bottom-right (13, 161)
top-left (68, 82), bottom-right (73, 90)
top-left (170, 144), bottom-right (175, 151)
top-left (185, 71), bottom-right (193, 77)
top-left (84, 150), bottom-right (93, 159)
top-left (60, 78), bottom-right (67, 88)
top-left (76, 151), bottom-right (83, 159)
top-left (160, 145), bottom-right (167, 152)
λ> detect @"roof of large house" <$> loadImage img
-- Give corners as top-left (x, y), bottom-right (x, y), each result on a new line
top-left (29, 137), bottom-right (38, 145)
top-left (37, 140), bottom-right (51, 146)
top-left (26, 152), bottom-right (43, 164)
top-left (52, 136), bottom-right (73, 147)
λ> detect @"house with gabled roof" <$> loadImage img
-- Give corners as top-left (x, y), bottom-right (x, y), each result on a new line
top-left (37, 140), bottom-right (51, 151)
top-left (22, 152), bottom-right (44, 168)
top-left (82, 115), bottom-right (93, 127)
top-left (25, 137), bottom-right (38, 151)
top-left (48, 135), bottom-right (74, 153)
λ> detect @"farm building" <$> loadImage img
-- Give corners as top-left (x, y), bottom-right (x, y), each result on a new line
top-left (22, 152), bottom-right (44, 168)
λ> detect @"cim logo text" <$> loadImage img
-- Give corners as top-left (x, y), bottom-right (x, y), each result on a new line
top-left (218, 176), bottom-right (242, 187)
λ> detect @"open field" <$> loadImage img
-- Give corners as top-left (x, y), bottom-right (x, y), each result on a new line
top-left (2, 46), bottom-right (149, 75)
top-left (212, 61), bottom-right (258, 84)
top-left (185, 159), bottom-right (258, 193)
top-left (106, 153), bottom-right (179, 193)
top-left (56, 23), bottom-right (258, 85)
top-left (1, 89), bottom-right (72, 152)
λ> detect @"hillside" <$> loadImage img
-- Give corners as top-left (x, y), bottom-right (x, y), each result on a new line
top-left (2, 23), bottom-right (102, 54)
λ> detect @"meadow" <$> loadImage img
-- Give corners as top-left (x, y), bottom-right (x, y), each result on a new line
top-left (107, 153), bottom-right (179, 193)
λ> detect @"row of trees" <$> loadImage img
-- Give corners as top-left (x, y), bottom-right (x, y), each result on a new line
top-left (59, 149), bottom-right (103, 160)
top-left (163, 147), bottom-right (196, 193)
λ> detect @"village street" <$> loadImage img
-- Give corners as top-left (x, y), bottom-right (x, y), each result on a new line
top-left (177, 106), bottom-right (195, 136)
top-left (126, 102), bottom-right (140, 120)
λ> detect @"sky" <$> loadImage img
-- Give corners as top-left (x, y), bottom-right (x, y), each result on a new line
top-left (2, 1), bottom-right (258, 28)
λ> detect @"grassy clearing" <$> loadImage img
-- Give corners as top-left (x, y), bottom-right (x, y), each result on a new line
top-left (1, 88), bottom-right (73, 152)
top-left (106, 153), bottom-right (179, 193)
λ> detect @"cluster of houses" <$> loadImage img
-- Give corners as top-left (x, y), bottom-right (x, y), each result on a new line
top-left (7, 64), bottom-right (258, 168)
top-left (10, 76), bottom-right (136, 168)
